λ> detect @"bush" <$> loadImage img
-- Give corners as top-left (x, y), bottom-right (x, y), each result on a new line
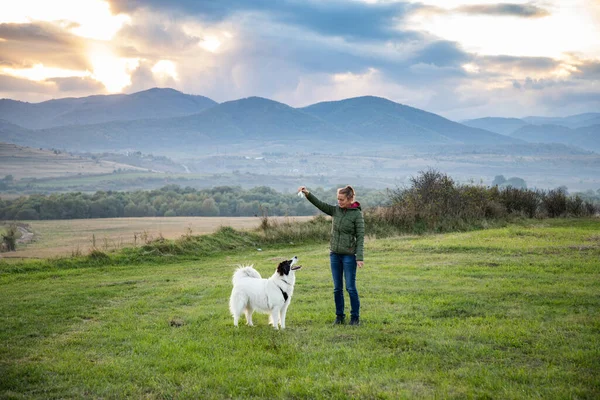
top-left (499, 187), bottom-right (539, 218)
top-left (542, 188), bottom-right (568, 217)
top-left (366, 170), bottom-right (597, 236)
top-left (1, 224), bottom-right (19, 251)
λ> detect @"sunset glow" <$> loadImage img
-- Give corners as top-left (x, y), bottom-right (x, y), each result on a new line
top-left (88, 45), bottom-right (139, 92)
top-left (0, 0), bottom-right (130, 40)
top-left (1, 64), bottom-right (90, 81)
top-left (152, 60), bottom-right (179, 81)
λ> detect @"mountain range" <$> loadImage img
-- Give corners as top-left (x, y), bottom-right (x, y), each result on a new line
top-left (0, 88), bottom-right (521, 154)
top-left (0, 88), bottom-right (598, 154)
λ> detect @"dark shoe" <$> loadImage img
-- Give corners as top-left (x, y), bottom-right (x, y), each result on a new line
top-left (349, 316), bottom-right (360, 326)
top-left (333, 315), bottom-right (345, 325)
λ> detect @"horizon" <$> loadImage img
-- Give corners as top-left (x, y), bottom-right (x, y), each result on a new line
top-left (0, 1), bottom-right (599, 121)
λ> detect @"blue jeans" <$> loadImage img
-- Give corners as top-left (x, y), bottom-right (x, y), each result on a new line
top-left (330, 252), bottom-right (360, 318)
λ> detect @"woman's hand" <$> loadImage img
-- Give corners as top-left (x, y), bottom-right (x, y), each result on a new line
top-left (357, 261), bottom-right (364, 268)
top-left (297, 186), bottom-right (309, 195)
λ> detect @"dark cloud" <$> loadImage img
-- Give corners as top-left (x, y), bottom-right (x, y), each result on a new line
top-left (0, 22), bottom-right (89, 70)
top-left (512, 76), bottom-right (579, 91)
top-left (412, 40), bottom-right (469, 67)
top-left (478, 54), bottom-right (559, 72)
top-left (0, 22), bottom-right (72, 43)
top-left (574, 59), bottom-right (600, 80)
top-left (271, 1), bottom-right (416, 41)
top-left (48, 76), bottom-right (105, 92)
top-left (0, 74), bottom-right (51, 93)
top-left (109, 0), bottom-right (417, 41)
top-left (455, 3), bottom-right (551, 18)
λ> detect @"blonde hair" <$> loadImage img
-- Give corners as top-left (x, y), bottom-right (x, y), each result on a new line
top-left (337, 185), bottom-right (355, 200)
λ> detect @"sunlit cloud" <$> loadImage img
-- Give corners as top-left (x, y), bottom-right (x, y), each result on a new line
top-left (152, 60), bottom-right (178, 81)
top-left (201, 36), bottom-right (222, 53)
top-left (0, 0), bottom-right (130, 41)
top-left (0, 63), bottom-right (90, 81)
top-left (462, 63), bottom-right (480, 74)
top-left (88, 44), bottom-right (139, 92)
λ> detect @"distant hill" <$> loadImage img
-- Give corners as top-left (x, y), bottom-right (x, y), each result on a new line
top-left (510, 124), bottom-right (600, 152)
top-left (523, 113), bottom-right (600, 129)
top-left (301, 96), bottom-right (519, 145)
top-left (461, 117), bottom-right (529, 135)
top-left (462, 113), bottom-right (600, 136)
top-left (0, 88), bottom-right (217, 129)
top-left (0, 119), bottom-right (32, 144)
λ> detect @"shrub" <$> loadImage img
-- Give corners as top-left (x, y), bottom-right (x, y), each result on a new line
top-left (1, 223), bottom-right (19, 251)
top-left (542, 188), bottom-right (568, 217)
top-left (566, 195), bottom-right (585, 216)
top-left (499, 187), bottom-right (540, 218)
top-left (365, 170), bottom-right (596, 236)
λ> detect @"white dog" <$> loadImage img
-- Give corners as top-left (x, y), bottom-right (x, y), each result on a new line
top-left (229, 256), bottom-right (301, 330)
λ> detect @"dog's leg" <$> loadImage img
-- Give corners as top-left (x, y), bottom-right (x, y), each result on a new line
top-left (270, 308), bottom-right (280, 330)
top-left (230, 295), bottom-right (241, 327)
top-left (280, 303), bottom-right (289, 329)
top-left (245, 306), bottom-right (254, 327)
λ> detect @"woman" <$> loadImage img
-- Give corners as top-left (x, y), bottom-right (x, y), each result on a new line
top-left (298, 185), bottom-right (364, 326)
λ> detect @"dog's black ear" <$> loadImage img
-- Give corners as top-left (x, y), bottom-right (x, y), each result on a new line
top-left (277, 260), bottom-right (291, 276)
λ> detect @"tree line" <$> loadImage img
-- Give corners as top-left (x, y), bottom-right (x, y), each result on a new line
top-left (0, 185), bottom-right (387, 220)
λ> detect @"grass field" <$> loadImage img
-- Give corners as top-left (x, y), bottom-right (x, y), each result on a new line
top-left (1, 218), bottom-right (599, 399)
top-left (1, 216), bottom-right (313, 259)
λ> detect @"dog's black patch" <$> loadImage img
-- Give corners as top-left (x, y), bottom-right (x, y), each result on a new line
top-left (277, 260), bottom-right (292, 276)
top-left (279, 287), bottom-right (289, 302)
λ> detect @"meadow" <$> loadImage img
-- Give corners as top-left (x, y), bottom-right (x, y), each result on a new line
top-left (1, 216), bottom-right (313, 259)
top-left (0, 218), bottom-right (598, 399)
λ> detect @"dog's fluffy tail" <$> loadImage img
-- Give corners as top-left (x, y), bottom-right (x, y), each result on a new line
top-left (232, 265), bottom-right (262, 284)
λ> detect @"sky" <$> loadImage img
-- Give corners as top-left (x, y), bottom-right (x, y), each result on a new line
top-left (0, 0), bottom-right (599, 121)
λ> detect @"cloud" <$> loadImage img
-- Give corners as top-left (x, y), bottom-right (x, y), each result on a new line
top-left (0, 73), bottom-right (53, 93)
top-left (412, 39), bottom-right (469, 67)
top-left (454, 3), bottom-right (551, 18)
top-left (108, 0), bottom-right (417, 41)
top-left (48, 76), bottom-right (106, 92)
top-left (575, 58), bottom-right (600, 80)
top-left (114, 10), bottom-right (202, 58)
top-left (0, 22), bottom-right (89, 69)
top-left (479, 55), bottom-right (558, 71)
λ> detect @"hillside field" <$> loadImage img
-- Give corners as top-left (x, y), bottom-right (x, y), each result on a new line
top-left (1, 218), bottom-right (598, 398)
top-left (0, 216), bottom-right (313, 259)
top-left (0, 143), bottom-right (146, 180)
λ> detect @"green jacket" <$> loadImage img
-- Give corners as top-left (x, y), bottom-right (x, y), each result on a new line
top-left (306, 192), bottom-right (365, 261)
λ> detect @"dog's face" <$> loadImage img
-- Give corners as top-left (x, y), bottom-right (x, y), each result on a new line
top-left (277, 256), bottom-right (302, 276)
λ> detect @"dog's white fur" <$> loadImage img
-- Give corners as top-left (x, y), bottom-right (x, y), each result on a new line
top-left (229, 256), bottom-right (301, 330)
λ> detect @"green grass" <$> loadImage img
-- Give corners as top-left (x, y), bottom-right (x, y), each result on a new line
top-left (1, 219), bottom-right (599, 399)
